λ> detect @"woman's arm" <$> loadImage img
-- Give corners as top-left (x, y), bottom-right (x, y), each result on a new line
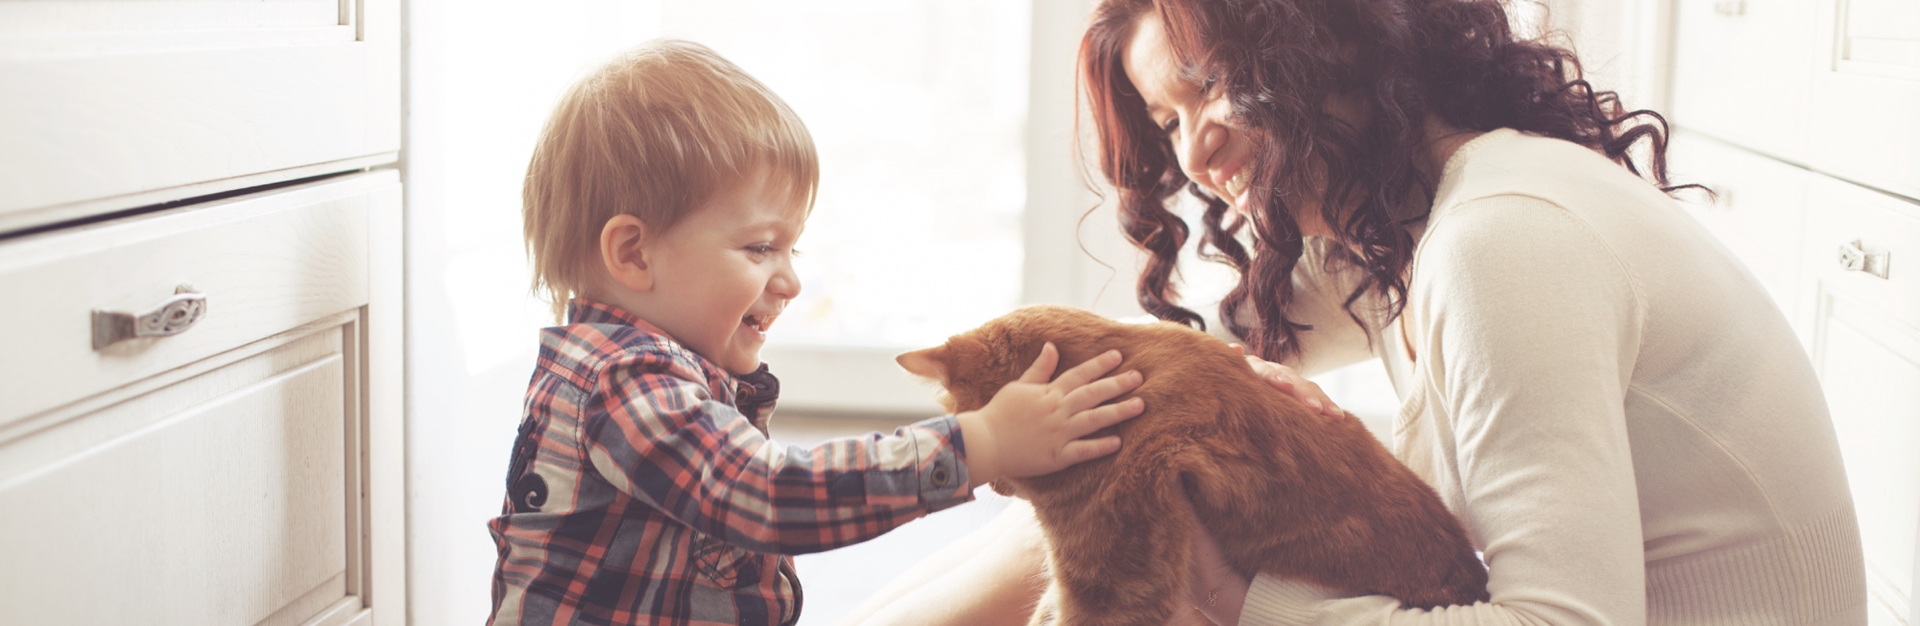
top-left (1224, 197), bottom-right (1649, 626)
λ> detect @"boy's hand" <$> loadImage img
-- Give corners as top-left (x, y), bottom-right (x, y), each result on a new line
top-left (957, 343), bottom-right (1146, 488)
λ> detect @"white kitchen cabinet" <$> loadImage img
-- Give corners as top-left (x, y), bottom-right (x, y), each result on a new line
top-left (1668, 0), bottom-right (1818, 165)
top-left (0, 0), bottom-right (404, 621)
top-left (1661, 0), bottom-right (1920, 614)
top-left (0, 0), bottom-right (402, 233)
top-left (1797, 174), bottom-right (1920, 626)
top-left (1807, 0), bottom-right (1920, 201)
top-left (0, 171), bottom-right (404, 625)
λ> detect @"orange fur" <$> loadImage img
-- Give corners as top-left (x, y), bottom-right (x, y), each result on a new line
top-left (899, 305), bottom-right (1489, 625)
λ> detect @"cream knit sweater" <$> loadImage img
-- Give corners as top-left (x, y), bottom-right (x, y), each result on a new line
top-left (1237, 129), bottom-right (1867, 625)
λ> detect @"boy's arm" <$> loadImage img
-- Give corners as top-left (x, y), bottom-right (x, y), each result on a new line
top-left (584, 352), bottom-right (971, 555)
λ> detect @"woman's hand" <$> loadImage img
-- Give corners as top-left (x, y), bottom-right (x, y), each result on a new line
top-left (956, 343), bottom-right (1147, 488)
top-left (1183, 493), bottom-right (1250, 626)
top-left (1230, 343), bottom-right (1345, 419)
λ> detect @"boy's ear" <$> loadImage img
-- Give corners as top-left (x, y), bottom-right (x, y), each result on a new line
top-left (600, 214), bottom-right (654, 293)
top-left (895, 346), bottom-right (950, 383)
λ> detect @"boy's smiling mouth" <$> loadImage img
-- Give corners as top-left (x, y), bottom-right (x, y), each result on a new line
top-left (743, 312), bottom-right (778, 334)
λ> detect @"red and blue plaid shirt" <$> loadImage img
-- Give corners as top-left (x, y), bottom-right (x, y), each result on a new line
top-left (489, 300), bottom-right (974, 626)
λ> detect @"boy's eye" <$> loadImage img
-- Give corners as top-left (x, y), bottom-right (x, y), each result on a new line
top-left (746, 244), bottom-right (774, 255)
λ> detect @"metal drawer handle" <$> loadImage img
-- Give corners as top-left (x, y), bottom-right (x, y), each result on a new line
top-left (1837, 240), bottom-right (1891, 280)
top-left (92, 285), bottom-right (208, 350)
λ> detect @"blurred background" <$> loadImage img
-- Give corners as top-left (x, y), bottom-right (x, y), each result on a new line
top-left (404, 1), bottom-right (1412, 623)
top-left (397, 0), bottom-right (1770, 623)
top-left (10, 0), bottom-right (1905, 623)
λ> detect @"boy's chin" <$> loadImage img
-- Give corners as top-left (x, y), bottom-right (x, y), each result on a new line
top-left (721, 354), bottom-right (763, 376)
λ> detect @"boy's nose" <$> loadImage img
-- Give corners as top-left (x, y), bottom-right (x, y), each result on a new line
top-left (769, 264), bottom-right (801, 299)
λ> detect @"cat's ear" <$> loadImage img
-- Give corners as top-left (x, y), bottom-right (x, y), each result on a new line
top-left (895, 346), bottom-right (950, 383)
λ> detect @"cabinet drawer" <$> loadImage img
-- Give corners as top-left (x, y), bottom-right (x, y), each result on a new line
top-left (1668, 0), bottom-right (1816, 164)
top-left (0, 170), bottom-right (397, 428)
top-left (1801, 174), bottom-right (1920, 335)
top-left (0, 324), bottom-right (361, 626)
top-left (1807, 0), bottom-right (1920, 201)
top-left (0, 0), bottom-right (400, 232)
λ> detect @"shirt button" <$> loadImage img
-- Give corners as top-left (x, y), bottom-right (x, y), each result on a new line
top-left (931, 466), bottom-right (951, 487)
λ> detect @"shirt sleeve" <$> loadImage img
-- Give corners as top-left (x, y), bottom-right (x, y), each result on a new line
top-left (581, 352), bottom-right (974, 555)
top-left (1237, 196), bottom-right (1648, 626)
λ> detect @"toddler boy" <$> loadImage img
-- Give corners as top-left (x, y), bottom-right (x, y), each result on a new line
top-left (489, 39), bottom-right (1145, 626)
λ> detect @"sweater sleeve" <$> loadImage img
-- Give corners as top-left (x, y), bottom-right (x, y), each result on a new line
top-left (1237, 195), bottom-right (1648, 626)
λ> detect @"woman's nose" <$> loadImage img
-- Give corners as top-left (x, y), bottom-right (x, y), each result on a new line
top-left (1176, 118), bottom-right (1219, 186)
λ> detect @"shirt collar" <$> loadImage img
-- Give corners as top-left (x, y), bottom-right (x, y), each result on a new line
top-left (566, 298), bottom-right (668, 335)
top-left (566, 298), bottom-right (741, 398)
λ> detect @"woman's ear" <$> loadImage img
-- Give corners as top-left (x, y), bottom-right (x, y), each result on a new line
top-left (600, 214), bottom-right (655, 293)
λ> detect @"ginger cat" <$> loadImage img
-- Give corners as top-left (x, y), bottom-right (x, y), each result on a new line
top-left (896, 305), bottom-right (1489, 625)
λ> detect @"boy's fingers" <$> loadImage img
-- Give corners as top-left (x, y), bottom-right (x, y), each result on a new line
top-left (1050, 349), bottom-right (1123, 391)
top-left (1068, 397), bottom-right (1144, 436)
top-left (1056, 436), bottom-right (1124, 466)
top-left (1063, 369), bottom-right (1142, 411)
top-left (1018, 343), bottom-right (1060, 384)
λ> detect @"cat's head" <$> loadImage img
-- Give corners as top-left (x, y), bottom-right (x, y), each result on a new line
top-left (894, 305), bottom-right (1109, 414)
top-left (896, 305), bottom-right (1112, 497)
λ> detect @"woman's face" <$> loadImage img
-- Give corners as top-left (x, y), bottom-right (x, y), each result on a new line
top-left (1122, 13), bottom-right (1257, 215)
top-left (1121, 13), bottom-right (1337, 237)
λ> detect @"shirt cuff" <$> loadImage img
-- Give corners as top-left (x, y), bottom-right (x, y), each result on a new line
top-left (859, 415), bottom-right (973, 513)
top-left (912, 415), bottom-right (971, 512)
top-left (1238, 573), bottom-right (1339, 626)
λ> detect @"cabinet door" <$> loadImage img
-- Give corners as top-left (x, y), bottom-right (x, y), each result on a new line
top-left (0, 321), bottom-right (367, 625)
top-left (1668, 129), bottom-right (1811, 317)
top-left (0, 0), bottom-right (400, 233)
top-left (1668, 0), bottom-right (1817, 164)
top-left (0, 172), bottom-right (405, 625)
top-left (1799, 174), bottom-right (1920, 626)
top-left (1807, 0), bottom-right (1920, 201)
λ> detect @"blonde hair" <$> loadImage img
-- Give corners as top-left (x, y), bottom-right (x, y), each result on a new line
top-left (523, 39), bottom-right (819, 321)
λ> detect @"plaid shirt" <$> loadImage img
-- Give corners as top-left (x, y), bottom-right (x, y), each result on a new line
top-left (489, 300), bottom-right (974, 626)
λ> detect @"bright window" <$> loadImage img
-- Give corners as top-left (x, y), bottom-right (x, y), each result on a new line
top-left (662, 1), bottom-right (1033, 349)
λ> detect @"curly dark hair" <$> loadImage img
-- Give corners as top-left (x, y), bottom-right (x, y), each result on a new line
top-left (1081, 0), bottom-right (1691, 362)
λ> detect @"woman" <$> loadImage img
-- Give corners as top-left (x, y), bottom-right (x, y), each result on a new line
top-left (847, 1), bottom-right (1865, 624)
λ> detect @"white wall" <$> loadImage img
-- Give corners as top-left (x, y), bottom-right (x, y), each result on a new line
top-left (403, 1), bottom-right (663, 623)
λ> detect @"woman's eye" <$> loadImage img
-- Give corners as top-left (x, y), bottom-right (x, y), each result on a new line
top-left (1161, 117), bottom-right (1181, 136)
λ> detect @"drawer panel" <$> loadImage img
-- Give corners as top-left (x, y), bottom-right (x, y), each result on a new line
top-left (1802, 174), bottom-right (1920, 335)
top-left (1668, 0), bottom-right (1817, 164)
top-left (0, 0), bottom-right (400, 232)
top-left (0, 327), bottom-right (352, 625)
top-left (0, 171), bottom-right (397, 428)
